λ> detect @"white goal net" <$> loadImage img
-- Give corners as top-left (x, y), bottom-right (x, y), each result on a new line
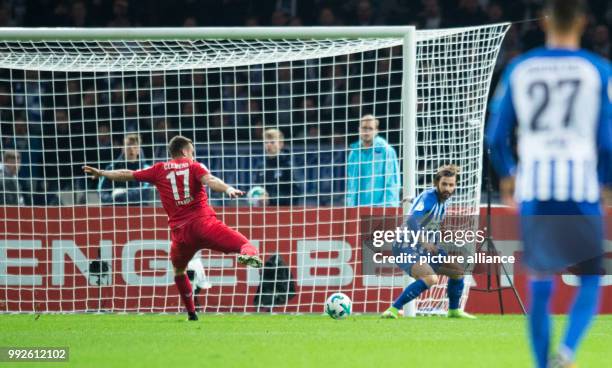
top-left (0, 25), bottom-right (509, 314)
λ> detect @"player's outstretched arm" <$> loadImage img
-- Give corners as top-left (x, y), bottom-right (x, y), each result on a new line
top-left (201, 174), bottom-right (244, 198)
top-left (82, 165), bottom-right (135, 182)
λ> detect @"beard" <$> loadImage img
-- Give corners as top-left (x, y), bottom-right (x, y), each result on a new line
top-left (440, 190), bottom-right (452, 200)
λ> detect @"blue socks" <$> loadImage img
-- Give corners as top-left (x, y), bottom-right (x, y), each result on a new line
top-left (562, 275), bottom-right (601, 359)
top-left (528, 276), bottom-right (601, 367)
top-left (528, 278), bottom-right (553, 368)
top-left (447, 278), bottom-right (464, 310)
top-left (392, 278), bottom-right (464, 310)
top-left (392, 279), bottom-right (429, 309)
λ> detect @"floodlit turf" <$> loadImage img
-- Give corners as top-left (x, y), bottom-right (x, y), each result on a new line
top-left (0, 314), bottom-right (610, 367)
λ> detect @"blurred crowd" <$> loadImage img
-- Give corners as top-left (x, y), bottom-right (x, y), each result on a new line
top-left (0, 0), bottom-right (609, 61)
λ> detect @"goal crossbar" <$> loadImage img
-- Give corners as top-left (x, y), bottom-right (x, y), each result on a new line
top-left (0, 24), bottom-right (508, 40)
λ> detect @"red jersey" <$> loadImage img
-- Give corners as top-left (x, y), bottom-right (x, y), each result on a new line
top-left (133, 157), bottom-right (216, 228)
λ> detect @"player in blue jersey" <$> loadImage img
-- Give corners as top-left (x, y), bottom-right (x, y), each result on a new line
top-left (382, 165), bottom-right (475, 319)
top-left (487, 1), bottom-right (610, 367)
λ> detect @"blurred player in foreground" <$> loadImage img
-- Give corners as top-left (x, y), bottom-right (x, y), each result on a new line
top-left (382, 165), bottom-right (474, 319)
top-left (83, 135), bottom-right (262, 321)
top-left (487, 0), bottom-right (610, 366)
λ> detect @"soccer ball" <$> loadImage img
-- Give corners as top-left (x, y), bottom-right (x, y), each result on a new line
top-left (325, 292), bottom-right (352, 319)
top-left (247, 186), bottom-right (268, 206)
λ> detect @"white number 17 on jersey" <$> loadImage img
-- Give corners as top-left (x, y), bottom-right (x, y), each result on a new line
top-left (166, 169), bottom-right (190, 201)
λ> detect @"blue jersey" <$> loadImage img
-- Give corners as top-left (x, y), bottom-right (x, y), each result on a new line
top-left (487, 48), bottom-right (611, 209)
top-left (393, 187), bottom-right (450, 274)
top-left (405, 187), bottom-right (448, 232)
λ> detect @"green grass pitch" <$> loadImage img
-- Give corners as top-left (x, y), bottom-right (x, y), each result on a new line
top-left (1, 314), bottom-right (610, 367)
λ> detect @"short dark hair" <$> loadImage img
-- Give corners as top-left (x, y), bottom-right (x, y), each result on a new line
top-left (434, 164), bottom-right (459, 185)
top-left (545, 0), bottom-right (586, 32)
top-left (168, 135), bottom-right (193, 158)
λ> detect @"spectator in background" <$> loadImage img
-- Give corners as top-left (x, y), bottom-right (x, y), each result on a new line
top-left (98, 133), bottom-right (152, 205)
top-left (148, 74), bottom-right (166, 116)
top-left (183, 16), bottom-right (197, 27)
top-left (244, 16), bottom-right (259, 27)
top-left (270, 10), bottom-right (289, 26)
top-left (69, 1), bottom-right (88, 27)
top-left (51, 1), bottom-right (71, 25)
top-left (13, 70), bottom-right (46, 130)
top-left (486, 1), bottom-right (504, 24)
top-left (180, 101), bottom-right (197, 139)
top-left (0, 150), bottom-right (24, 205)
top-left (521, 6), bottom-right (546, 50)
top-left (318, 7), bottom-right (340, 26)
top-left (248, 99), bottom-right (263, 125)
top-left (206, 109), bottom-right (224, 142)
top-left (347, 93), bottom-right (363, 121)
top-left (222, 83), bottom-right (249, 128)
top-left (346, 114), bottom-right (400, 207)
top-left (0, 84), bottom-right (12, 123)
top-left (251, 121), bottom-right (264, 141)
top-left (253, 128), bottom-right (300, 206)
top-left (288, 16), bottom-right (303, 26)
top-left (152, 119), bottom-right (174, 161)
top-left (107, 0), bottom-right (132, 27)
top-left (273, 63), bottom-right (293, 127)
top-left (590, 24), bottom-right (610, 59)
top-left (7, 118), bottom-right (42, 205)
top-left (293, 97), bottom-right (318, 133)
top-left (92, 122), bottom-right (114, 170)
top-left (321, 64), bottom-right (348, 113)
top-left (43, 109), bottom-right (76, 192)
top-left (419, 0), bottom-right (442, 29)
top-left (355, 0), bottom-right (376, 26)
top-left (0, 2), bottom-right (16, 27)
top-left (454, 0), bottom-right (487, 26)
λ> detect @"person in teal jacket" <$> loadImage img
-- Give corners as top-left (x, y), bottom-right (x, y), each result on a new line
top-left (346, 115), bottom-right (401, 207)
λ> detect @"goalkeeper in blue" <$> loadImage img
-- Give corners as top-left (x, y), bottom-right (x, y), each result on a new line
top-left (382, 165), bottom-right (475, 319)
top-left (487, 1), bottom-right (611, 367)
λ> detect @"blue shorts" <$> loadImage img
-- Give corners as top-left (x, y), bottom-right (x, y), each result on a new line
top-left (519, 201), bottom-right (603, 274)
top-left (392, 241), bottom-right (448, 276)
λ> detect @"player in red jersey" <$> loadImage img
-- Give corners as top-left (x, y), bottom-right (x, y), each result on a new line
top-left (83, 135), bottom-right (262, 321)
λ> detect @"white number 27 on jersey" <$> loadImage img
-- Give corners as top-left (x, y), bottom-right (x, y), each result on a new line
top-left (166, 169), bottom-right (190, 201)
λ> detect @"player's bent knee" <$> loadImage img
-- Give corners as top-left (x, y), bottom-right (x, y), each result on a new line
top-left (439, 263), bottom-right (464, 279)
top-left (445, 268), bottom-right (463, 279)
top-left (422, 274), bottom-right (439, 287)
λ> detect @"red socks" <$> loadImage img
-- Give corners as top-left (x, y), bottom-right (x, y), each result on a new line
top-left (174, 274), bottom-right (196, 313)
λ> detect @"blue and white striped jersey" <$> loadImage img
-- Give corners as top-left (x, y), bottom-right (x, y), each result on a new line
top-left (487, 47), bottom-right (611, 204)
top-left (405, 187), bottom-right (448, 231)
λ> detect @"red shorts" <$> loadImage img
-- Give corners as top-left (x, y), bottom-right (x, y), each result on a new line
top-left (170, 217), bottom-right (250, 269)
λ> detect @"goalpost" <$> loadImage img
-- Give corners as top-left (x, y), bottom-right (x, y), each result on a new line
top-left (0, 24), bottom-right (509, 315)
